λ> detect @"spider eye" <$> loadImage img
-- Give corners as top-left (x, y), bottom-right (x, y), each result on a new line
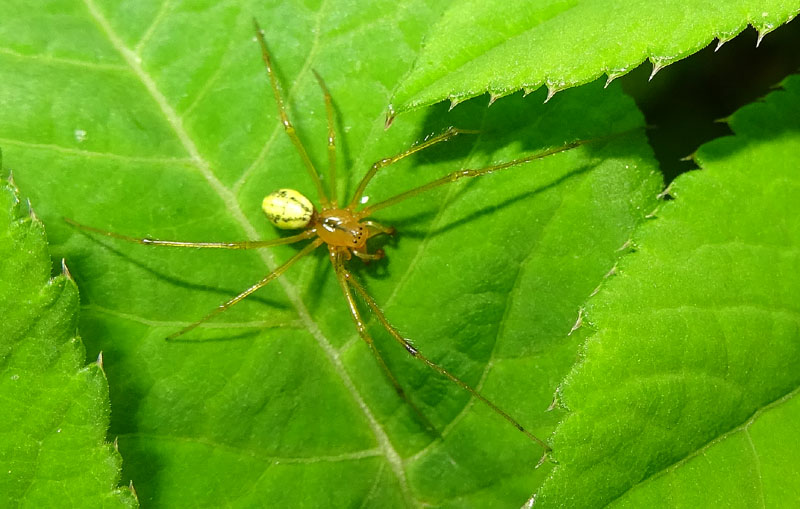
top-left (262, 189), bottom-right (315, 230)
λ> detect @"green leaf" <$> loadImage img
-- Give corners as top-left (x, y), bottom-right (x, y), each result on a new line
top-left (0, 1), bottom-right (660, 506)
top-left (390, 0), bottom-right (800, 114)
top-left (0, 173), bottom-right (136, 507)
top-left (536, 75), bottom-right (800, 507)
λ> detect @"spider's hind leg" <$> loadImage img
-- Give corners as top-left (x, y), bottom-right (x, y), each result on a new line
top-left (343, 263), bottom-right (552, 458)
top-left (331, 250), bottom-right (439, 436)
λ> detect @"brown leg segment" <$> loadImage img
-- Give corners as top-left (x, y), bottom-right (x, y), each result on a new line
top-left (312, 70), bottom-right (338, 206)
top-left (343, 265), bottom-right (551, 456)
top-left (166, 238), bottom-right (324, 339)
top-left (331, 249), bottom-right (439, 435)
top-left (253, 18), bottom-right (329, 207)
top-left (348, 127), bottom-right (478, 209)
top-left (65, 217), bottom-right (316, 249)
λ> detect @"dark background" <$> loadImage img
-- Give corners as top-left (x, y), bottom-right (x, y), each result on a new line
top-left (619, 17), bottom-right (800, 183)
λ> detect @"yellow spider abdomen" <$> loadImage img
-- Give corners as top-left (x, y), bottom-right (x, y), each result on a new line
top-left (262, 189), bottom-right (315, 230)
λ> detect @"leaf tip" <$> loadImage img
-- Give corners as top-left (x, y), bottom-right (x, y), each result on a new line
top-left (96, 351), bottom-right (105, 371)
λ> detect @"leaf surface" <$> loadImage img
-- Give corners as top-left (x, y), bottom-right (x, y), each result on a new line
top-left (0, 174), bottom-right (136, 507)
top-left (0, 0), bottom-right (659, 506)
top-left (537, 75), bottom-right (800, 507)
top-left (390, 0), bottom-right (800, 114)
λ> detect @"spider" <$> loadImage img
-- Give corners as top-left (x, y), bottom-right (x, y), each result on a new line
top-left (66, 19), bottom-right (602, 459)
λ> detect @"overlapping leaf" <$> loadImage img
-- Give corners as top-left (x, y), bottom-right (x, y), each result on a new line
top-left (0, 175), bottom-right (136, 507)
top-left (390, 0), bottom-right (800, 114)
top-left (537, 75), bottom-right (800, 507)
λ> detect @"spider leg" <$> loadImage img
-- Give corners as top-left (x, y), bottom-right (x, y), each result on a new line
top-left (351, 221), bottom-right (395, 261)
top-left (166, 238), bottom-right (324, 340)
top-left (343, 266), bottom-right (551, 455)
top-left (348, 127), bottom-right (478, 209)
top-left (352, 249), bottom-right (384, 262)
top-left (65, 217), bottom-right (316, 249)
top-left (312, 70), bottom-right (338, 206)
top-left (362, 220), bottom-right (395, 237)
top-left (252, 18), bottom-right (329, 207)
top-left (331, 249), bottom-right (440, 435)
top-left (358, 139), bottom-right (594, 217)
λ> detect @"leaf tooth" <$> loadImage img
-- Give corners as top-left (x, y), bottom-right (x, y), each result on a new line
top-left (604, 68), bottom-right (628, 88)
top-left (679, 150), bottom-right (701, 166)
top-left (384, 105), bottom-right (396, 130)
top-left (713, 114), bottom-right (732, 125)
top-left (61, 258), bottom-right (74, 281)
top-left (113, 436), bottom-right (119, 452)
top-left (129, 480), bottom-right (139, 502)
top-left (616, 238), bottom-right (637, 253)
top-left (26, 198), bottom-right (39, 223)
top-left (448, 96), bottom-right (463, 111)
top-left (657, 184), bottom-right (675, 201)
top-left (522, 494), bottom-right (536, 509)
top-left (522, 86), bottom-right (536, 98)
top-left (543, 82), bottom-right (563, 103)
top-left (603, 263), bottom-right (619, 280)
top-left (567, 307), bottom-right (584, 336)
top-left (487, 92), bottom-right (502, 107)
top-left (96, 351), bottom-right (105, 371)
top-left (548, 385), bottom-right (566, 412)
top-left (755, 20), bottom-right (777, 47)
top-left (648, 58), bottom-right (668, 81)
